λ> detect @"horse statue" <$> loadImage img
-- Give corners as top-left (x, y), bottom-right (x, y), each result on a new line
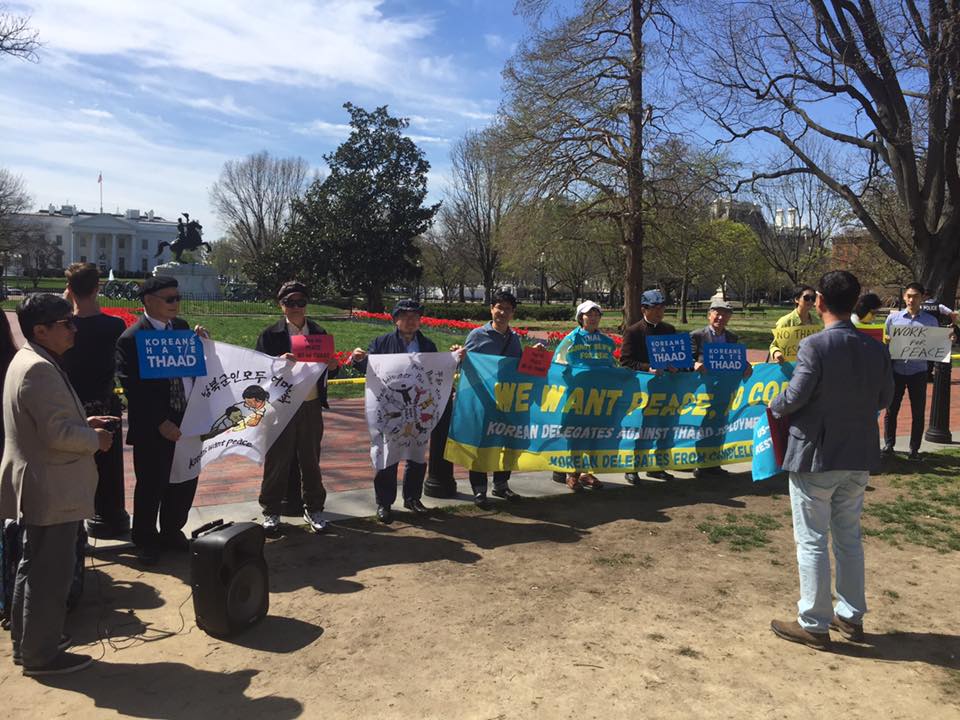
top-left (156, 213), bottom-right (212, 263)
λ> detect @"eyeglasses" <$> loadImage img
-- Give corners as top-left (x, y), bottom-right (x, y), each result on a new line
top-left (801, 294), bottom-right (816, 302)
top-left (281, 298), bottom-right (308, 308)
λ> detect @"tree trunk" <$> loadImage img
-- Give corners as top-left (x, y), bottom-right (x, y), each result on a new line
top-left (919, 259), bottom-right (960, 310)
top-left (680, 272), bottom-right (689, 324)
top-left (622, 0), bottom-right (646, 328)
top-left (365, 285), bottom-right (385, 312)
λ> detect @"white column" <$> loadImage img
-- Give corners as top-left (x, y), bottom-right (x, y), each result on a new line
top-left (110, 234), bottom-right (118, 272)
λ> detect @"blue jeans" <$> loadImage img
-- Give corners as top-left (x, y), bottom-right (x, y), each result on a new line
top-left (789, 470), bottom-right (868, 632)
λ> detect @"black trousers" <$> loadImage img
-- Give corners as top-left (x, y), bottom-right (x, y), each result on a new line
top-left (132, 435), bottom-right (198, 547)
top-left (428, 394), bottom-right (455, 481)
top-left (469, 471), bottom-right (511, 495)
top-left (884, 372), bottom-right (927, 451)
top-left (259, 399), bottom-right (326, 515)
top-left (374, 461), bottom-right (427, 507)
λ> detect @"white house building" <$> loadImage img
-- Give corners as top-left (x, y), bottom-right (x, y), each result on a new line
top-left (9, 205), bottom-right (180, 275)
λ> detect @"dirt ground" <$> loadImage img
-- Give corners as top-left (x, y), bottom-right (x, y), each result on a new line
top-left (1, 467), bottom-right (958, 720)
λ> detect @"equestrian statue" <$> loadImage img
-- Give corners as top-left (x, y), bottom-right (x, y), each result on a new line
top-left (156, 213), bottom-right (212, 263)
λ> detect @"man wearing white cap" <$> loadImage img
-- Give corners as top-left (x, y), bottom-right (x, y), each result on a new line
top-left (551, 301), bottom-right (616, 491)
top-left (620, 289), bottom-right (676, 482)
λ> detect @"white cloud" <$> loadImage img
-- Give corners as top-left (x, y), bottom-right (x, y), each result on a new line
top-left (484, 33), bottom-right (504, 51)
top-left (295, 120), bottom-right (353, 138)
top-left (176, 95), bottom-right (255, 118)
top-left (406, 133), bottom-right (449, 145)
top-left (26, 0), bottom-right (443, 91)
top-left (0, 95), bottom-right (230, 237)
top-left (78, 108), bottom-right (113, 119)
top-left (417, 55), bottom-right (456, 81)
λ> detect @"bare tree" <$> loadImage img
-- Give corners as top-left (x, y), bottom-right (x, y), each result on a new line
top-left (684, 1), bottom-right (960, 301)
top-left (503, 0), bottom-right (677, 325)
top-left (419, 222), bottom-right (474, 304)
top-left (0, 168), bottom-right (30, 255)
top-left (751, 147), bottom-right (848, 285)
top-left (444, 127), bottom-right (526, 303)
top-left (1, 5), bottom-right (40, 62)
top-left (209, 151), bottom-right (310, 263)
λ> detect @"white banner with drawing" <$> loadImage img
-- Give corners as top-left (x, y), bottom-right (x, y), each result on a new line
top-left (887, 325), bottom-right (952, 363)
top-left (171, 339), bottom-right (325, 483)
top-left (365, 352), bottom-right (458, 470)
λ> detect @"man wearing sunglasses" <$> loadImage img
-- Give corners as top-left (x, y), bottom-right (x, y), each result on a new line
top-left (255, 281), bottom-right (338, 536)
top-left (1, 294), bottom-right (116, 675)
top-left (116, 276), bottom-right (208, 564)
top-left (770, 285), bottom-right (821, 363)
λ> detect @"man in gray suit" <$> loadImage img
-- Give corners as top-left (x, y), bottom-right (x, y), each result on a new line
top-left (768, 271), bottom-right (893, 650)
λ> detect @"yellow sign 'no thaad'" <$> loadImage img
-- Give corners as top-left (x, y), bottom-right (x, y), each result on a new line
top-left (770, 325), bottom-right (821, 362)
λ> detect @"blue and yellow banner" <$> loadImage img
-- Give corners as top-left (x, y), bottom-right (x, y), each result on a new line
top-left (445, 354), bottom-right (793, 472)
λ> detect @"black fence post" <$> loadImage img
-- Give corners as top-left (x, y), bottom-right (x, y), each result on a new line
top-left (924, 360), bottom-right (953, 443)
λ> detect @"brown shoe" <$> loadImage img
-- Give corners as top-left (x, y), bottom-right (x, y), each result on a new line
top-left (770, 619), bottom-right (832, 651)
top-left (830, 614), bottom-right (865, 642)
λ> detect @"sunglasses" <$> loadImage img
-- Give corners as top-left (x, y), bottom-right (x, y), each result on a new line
top-left (281, 298), bottom-right (308, 308)
top-left (801, 294), bottom-right (816, 302)
top-left (148, 294), bottom-right (182, 304)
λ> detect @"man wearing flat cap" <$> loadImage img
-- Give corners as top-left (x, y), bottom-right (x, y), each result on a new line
top-left (255, 281), bottom-right (338, 536)
top-left (350, 299), bottom-right (463, 524)
top-left (619, 288), bottom-right (676, 482)
top-left (689, 299), bottom-right (752, 479)
top-left (116, 276), bottom-right (209, 565)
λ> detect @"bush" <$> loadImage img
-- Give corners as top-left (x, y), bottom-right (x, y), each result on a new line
top-left (423, 302), bottom-right (572, 322)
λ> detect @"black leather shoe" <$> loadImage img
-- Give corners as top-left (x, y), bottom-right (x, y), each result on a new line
top-left (880, 444), bottom-right (895, 456)
top-left (473, 493), bottom-right (491, 510)
top-left (625, 472), bottom-right (640, 485)
top-left (491, 487), bottom-right (521, 501)
top-left (403, 498), bottom-right (430, 514)
top-left (376, 505), bottom-right (393, 524)
top-left (159, 531), bottom-right (190, 552)
top-left (907, 450), bottom-right (922, 462)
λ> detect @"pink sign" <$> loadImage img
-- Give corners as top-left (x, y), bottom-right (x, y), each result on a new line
top-left (517, 346), bottom-right (553, 376)
top-left (290, 334), bottom-right (335, 363)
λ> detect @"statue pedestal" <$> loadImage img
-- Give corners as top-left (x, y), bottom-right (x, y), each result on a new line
top-left (154, 262), bottom-right (222, 300)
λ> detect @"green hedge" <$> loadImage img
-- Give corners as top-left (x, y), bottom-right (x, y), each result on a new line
top-left (423, 303), bottom-right (572, 321)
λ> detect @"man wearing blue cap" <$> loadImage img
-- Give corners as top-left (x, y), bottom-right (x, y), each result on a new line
top-left (619, 289), bottom-right (676, 482)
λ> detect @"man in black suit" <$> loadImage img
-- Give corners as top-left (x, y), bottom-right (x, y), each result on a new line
top-left (116, 276), bottom-right (208, 564)
top-left (255, 281), bottom-right (337, 536)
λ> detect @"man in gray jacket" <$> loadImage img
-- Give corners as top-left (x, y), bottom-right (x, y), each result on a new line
top-left (0, 295), bottom-right (115, 675)
top-left (768, 271), bottom-right (893, 650)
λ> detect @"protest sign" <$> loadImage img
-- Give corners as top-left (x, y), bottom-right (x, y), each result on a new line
top-left (365, 352), bottom-right (458, 470)
top-left (646, 333), bottom-right (693, 370)
top-left (888, 325), bottom-right (952, 362)
top-left (446, 353), bottom-right (793, 473)
top-left (291, 333), bottom-right (335, 363)
top-left (704, 343), bottom-right (748, 373)
top-left (770, 325), bottom-right (820, 361)
top-left (518, 345), bottom-right (553, 376)
top-left (136, 330), bottom-right (206, 379)
top-left (751, 410), bottom-right (783, 481)
top-left (171, 339), bottom-right (324, 483)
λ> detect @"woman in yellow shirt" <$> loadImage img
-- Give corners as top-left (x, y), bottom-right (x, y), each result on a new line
top-left (769, 285), bottom-right (821, 362)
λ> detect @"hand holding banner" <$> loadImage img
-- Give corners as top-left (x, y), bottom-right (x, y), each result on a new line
top-left (888, 325), bottom-right (952, 362)
top-left (291, 333), bottom-right (335, 363)
top-left (646, 333), bottom-right (693, 370)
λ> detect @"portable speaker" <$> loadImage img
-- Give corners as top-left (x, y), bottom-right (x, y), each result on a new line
top-left (190, 521), bottom-right (268, 637)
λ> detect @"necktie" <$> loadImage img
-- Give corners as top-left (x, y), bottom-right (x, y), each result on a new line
top-left (166, 322), bottom-right (187, 413)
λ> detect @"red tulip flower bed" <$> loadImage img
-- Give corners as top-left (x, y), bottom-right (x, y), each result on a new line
top-left (351, 310), bottom-right (530, 337)
top-left (102, 306), bottom-right (139, 328)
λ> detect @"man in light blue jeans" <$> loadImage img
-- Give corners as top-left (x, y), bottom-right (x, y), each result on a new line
top-left (769, 271), bottom-right (894, 650)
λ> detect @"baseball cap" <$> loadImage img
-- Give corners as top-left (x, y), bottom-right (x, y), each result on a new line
top-left (277, 281), bottom-right (309, 302)
top-left (640, 289), bottom-right (665, 306)
top-left (391, 298), bottom-right (424, 319)
top-left (576, 300), bottom-right (602, 321)
top-left (709, 299), bottom-right (734, 311)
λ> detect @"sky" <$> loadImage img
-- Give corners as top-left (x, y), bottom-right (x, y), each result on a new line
top-left (1, 0), bottom-right (527, 238)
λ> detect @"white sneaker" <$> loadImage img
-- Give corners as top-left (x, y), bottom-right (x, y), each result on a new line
top-left (303, 509), bottom-right (327, 533)
top-left (262, 514), bottom-right (280, 535)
